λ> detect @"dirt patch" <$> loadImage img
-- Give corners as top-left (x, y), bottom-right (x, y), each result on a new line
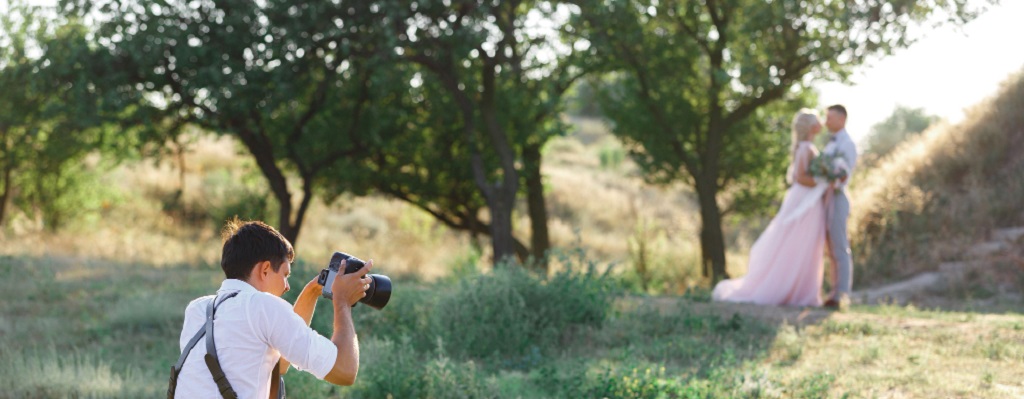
top-left (853, 226), bottom-right (1024, 312)
top-left (621, 295), bottom-right (834, 328)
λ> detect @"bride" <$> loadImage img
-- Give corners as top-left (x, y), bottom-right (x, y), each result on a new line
top-left (712, 109), bottom-right (830, 307)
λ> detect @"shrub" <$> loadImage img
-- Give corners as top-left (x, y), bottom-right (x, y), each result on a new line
top-left (436, 266), bottom-right (614, 360)
top-left (599, 143), bottom-right (626, 170)
top-left (569, 366), bottom-right (682, 399)
top-left (13, 161), bottom-right (124, 231)
top-left (199, 167), bottom-right (270, 228)
top-left (351, 285), bottom-right (442, 353)
top-left (347, 338), bottom-right (496, 399)
top-left (624, 218), bottom-right (704, 295)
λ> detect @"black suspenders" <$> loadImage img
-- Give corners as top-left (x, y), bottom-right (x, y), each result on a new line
top-left (167, 291), bottom-right (287, 399)
top-left (204, 292), bottom-right (240, 398)
top-left (167, 292), bottom-right (239, 399)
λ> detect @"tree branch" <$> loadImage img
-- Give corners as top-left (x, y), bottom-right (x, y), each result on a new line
top-left (162, 53), bottom-right (217, 120)
top-left (723, 58), bottom-right (813, 128)
top-left (614, 33), bottom-right (701, 177)
top-left (673, 11), bottom-right (711, 55)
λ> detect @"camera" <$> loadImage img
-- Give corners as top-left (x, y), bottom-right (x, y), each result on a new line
top-left (317, 252), bottom-right (392, 309)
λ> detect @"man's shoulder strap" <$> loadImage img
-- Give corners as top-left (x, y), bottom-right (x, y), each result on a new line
top-left (204, 292), bottom-right (240, 399)
top-left (167, 292), bottom-right (239, 399)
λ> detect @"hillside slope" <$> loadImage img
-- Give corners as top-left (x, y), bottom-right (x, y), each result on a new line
top-left (851, 68), bottom-right (1024, 291)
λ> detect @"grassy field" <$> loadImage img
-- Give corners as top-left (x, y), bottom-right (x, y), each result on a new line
top-left (2, 78), bottom-right (1024, 397)
top-left (2, 254), bottom-right (1022, 398)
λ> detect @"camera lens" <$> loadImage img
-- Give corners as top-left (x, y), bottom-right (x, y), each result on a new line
top-left (362, 274), bottom-right (392, 310)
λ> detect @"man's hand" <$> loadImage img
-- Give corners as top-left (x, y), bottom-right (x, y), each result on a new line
top-left (330, 259), bottom-right (373, 307)
top-left (302, 275), bottom-right (324, 298)
top-left (324, 259), bottom-right (373, 386)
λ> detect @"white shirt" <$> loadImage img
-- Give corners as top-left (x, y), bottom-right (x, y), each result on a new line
top-left (174, 279), bottom-right (337, 399)
top-left (823, 128), bottom-right (858, 191)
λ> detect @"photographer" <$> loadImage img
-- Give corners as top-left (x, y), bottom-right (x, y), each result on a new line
top-left (168, 219), bottom-right (373, 398)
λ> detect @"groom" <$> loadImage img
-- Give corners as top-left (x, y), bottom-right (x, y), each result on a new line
top-left (823, 105), bottom-right (857, 309)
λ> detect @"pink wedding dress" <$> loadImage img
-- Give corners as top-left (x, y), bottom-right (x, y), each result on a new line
top-left (712, 141), bottom-right (827, 307)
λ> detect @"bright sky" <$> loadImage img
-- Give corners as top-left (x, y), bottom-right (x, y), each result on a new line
top-left (814, 1), bottom-right (1024, 142)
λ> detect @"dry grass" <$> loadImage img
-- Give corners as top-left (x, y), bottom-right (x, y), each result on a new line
top-left (850, 68), bottom-right (1024, 286)
top-left (0, 134), bottom-right (492, 280)
top-left (0, 118), bottom-right (721, 291)
top-left (0, 349), bottom-right (152, 398)
top-left (764, 308), bottom-right (1024, 398)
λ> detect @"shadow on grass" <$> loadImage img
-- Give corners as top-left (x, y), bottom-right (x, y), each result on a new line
top-left (293, 285), bottom-right (843, 398)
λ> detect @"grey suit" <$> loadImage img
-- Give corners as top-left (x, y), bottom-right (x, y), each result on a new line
top-left (824, 129), bottom-right (857, 296)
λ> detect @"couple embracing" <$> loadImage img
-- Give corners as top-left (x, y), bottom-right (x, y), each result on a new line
top-left (713, 105), bottom-right (856, 309)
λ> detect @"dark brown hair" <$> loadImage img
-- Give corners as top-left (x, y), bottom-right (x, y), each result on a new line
top-left (827, 104), bottom-right (848, 117)
top-left (220, 218), bottom-right (295, 280)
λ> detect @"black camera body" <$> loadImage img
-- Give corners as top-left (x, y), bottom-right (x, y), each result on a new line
top-left (316, 252), bottom-right (392, 310)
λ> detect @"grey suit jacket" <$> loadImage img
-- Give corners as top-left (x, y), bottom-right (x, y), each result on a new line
top-left (824, 128), bottom-right (858, 192)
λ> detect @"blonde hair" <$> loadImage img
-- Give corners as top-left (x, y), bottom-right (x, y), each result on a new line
top-left (791, 108), bottom-right (821, 154)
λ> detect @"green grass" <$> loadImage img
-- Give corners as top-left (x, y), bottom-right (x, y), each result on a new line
top-left (0, 255), bottom-right (214, 398)
top-left (2, 254), bottom-right (1024, 398)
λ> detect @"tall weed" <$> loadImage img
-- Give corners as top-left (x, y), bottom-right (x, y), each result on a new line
top-left (0, 347), bottom-right (155, 398)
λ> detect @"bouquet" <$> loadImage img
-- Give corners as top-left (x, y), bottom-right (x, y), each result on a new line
top-left (809, 153), bottom-right (849, 183)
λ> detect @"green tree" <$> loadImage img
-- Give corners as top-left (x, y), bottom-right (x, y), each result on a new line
top-left (88, 0), bottom-right (407, 243)
top-left (340, 70), bottom-right (506, 255)
top-left (573, 0), bottom-right (991, 281)
top-left (863, 105), bottom-right (938, 165)
top-left (65, 0), bottom-right (590, 266)
top-left (0, 3), bottom-right (44, 226)
top-left (383, 0), bottom-right (592, 266)
top-left (0, 2), bottom-right (137, 229)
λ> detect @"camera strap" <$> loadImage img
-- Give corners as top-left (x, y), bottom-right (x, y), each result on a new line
top-left (269, 359), bottom-right (286, 399)
top-left (167, 291), bottom-right (239, 399)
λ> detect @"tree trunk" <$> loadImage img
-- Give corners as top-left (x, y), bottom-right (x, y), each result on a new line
top-left (479, 59), bottom-right (521, 266)
top-left (234, 128), bottom-right (299, 244)
top-left (0, 127), bottom-right (9, 227)
top-left (175, 139), bottom-right (186, 205)
top-left (0, 160), bottom-right (11, 227)
top-left (421, 55), bottom-right (522, 266)
top-left (523, 143), bottom-right (550, 270)
top-left (695, 177), bottom-right (728, 283)
top-left (287, 177), bottom-right (315, 248)
top-left (273, 189), bottom-right (296, 243)
top-left (489, 195), bottom-right (518, 265)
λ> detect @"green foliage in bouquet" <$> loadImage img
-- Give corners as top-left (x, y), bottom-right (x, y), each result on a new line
top-left (809, 153), bottom-right (848, 182)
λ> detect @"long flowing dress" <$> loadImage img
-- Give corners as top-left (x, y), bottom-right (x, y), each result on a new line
top-left (712, 141), bottom-right (827, 307)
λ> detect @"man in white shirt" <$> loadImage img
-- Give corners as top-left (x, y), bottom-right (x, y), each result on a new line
top-left (823, 104), bottom-right (858, 309)
top-left (169, 219), bottom-right (373, 398)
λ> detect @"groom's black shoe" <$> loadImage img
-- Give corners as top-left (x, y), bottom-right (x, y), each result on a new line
top-left (823, 298), bottom-right (840, 310)
top-left (823, 294), bottom-right (850, 311)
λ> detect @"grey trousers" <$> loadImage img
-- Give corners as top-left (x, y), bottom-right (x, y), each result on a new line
top-left (828, 190), bottom-right (853, 296)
